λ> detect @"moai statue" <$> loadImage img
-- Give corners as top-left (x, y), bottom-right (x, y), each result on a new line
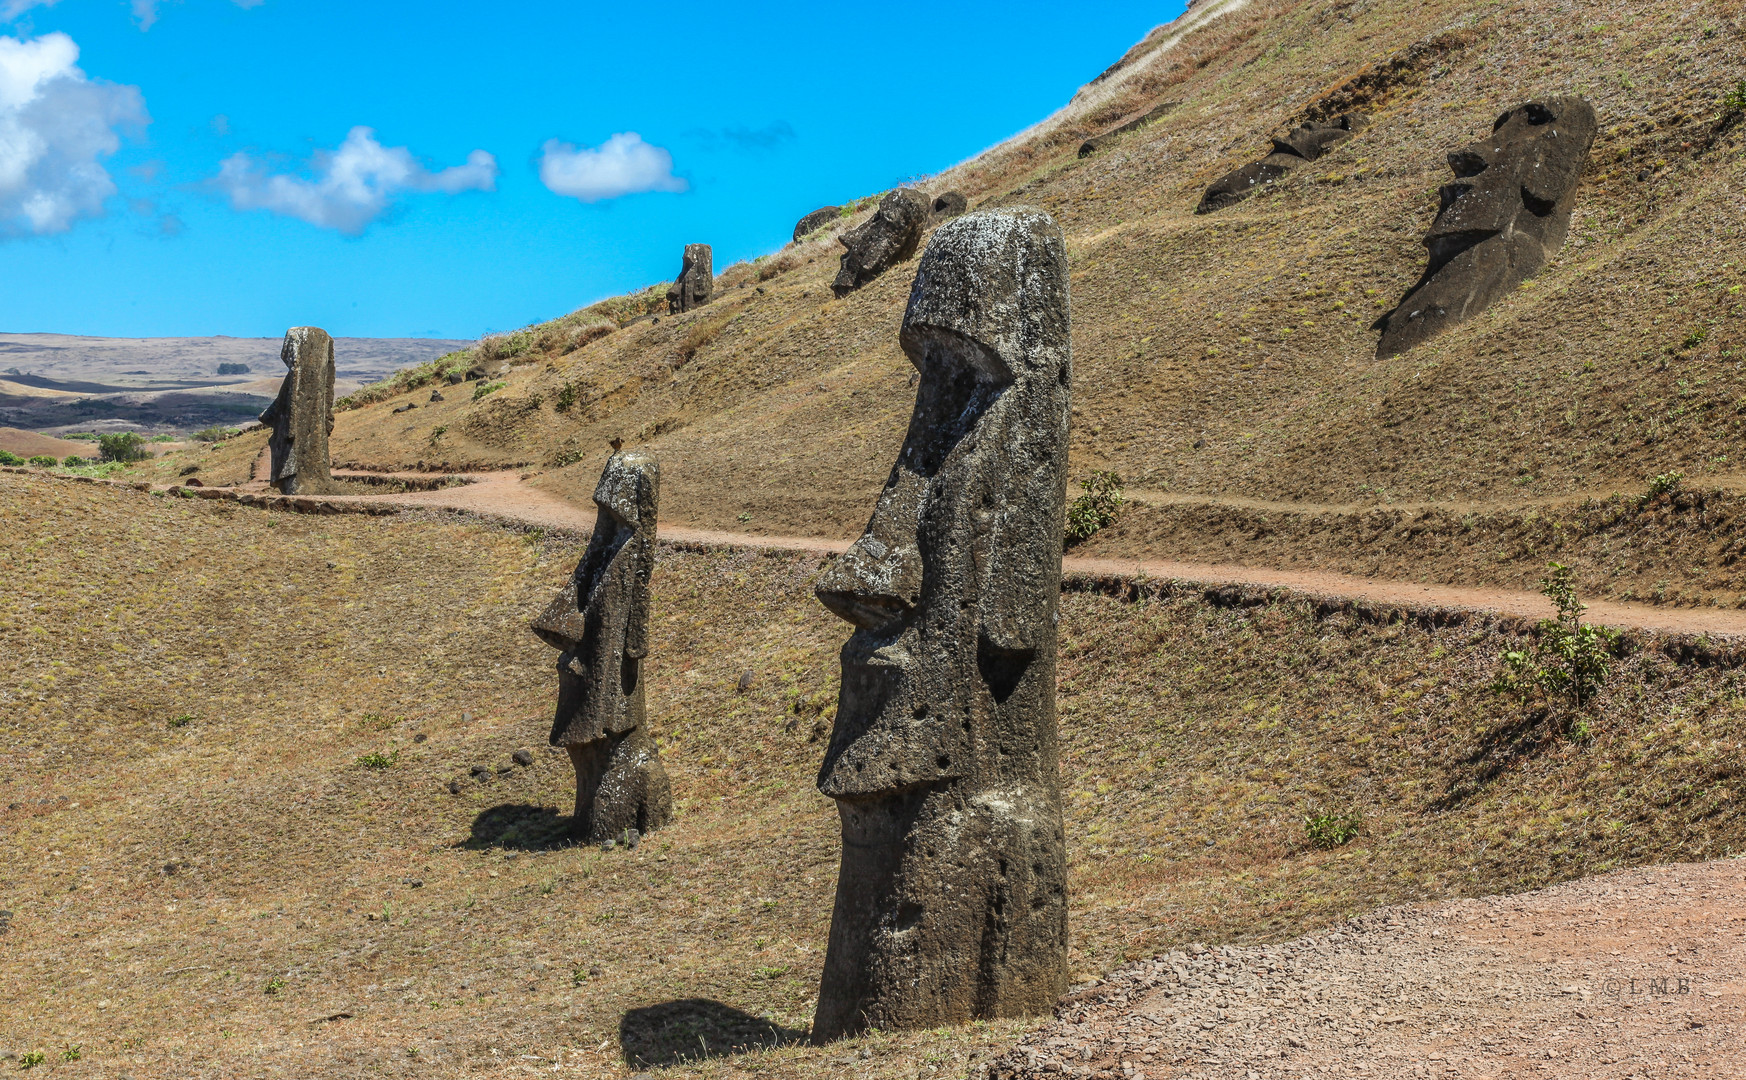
top-left (666, 244), bottom-right (714, 314)
top-left (1377, 97), bottom-right (1596, 359)
top-left (531, 446), bottom-right (673, 844)
top-left (1196, 113), bottom-right (1368, 213)
top-left (793, 205), bottom-right (841, 243)
top-left (831, 188), bottom-right (930, 297)
top-left (257, 326), bottom-right (339, 496)
top-left (929, 191), bottom-right (968, 222)
top-left (810, 206), bottom-right (1072, 1042)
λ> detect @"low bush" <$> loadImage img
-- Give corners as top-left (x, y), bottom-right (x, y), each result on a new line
top-left (1640, 470), bottom-right (1684, 506)
top-left (193, 426), bottom-right (241, 443)
top-left (1066, 471), bottom-right (1126, 542)
top-left (1494, 562), bottom-right (1617, 714)
top-left (1304, 811), bottom-right (1362, 849)
top-left (61, 455), bottom-right (88, 467)
top-left (0, 449), bottom-right (22, 466)
top-left (471, 380), bottom-right (506, 402)
top-left (27, 455), bottom-right (57, 467)
top-left (98, 431), bottom-right (149, 463)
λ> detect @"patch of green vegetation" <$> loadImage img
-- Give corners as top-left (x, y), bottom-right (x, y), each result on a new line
top-left (148, 434), bottom-right (177, 444)
top-left (61, 455), bottom-right (88, 467)
top-left (1641, 470), bottom-right (1684, 506)
top-left (192, 426), bottom-right (241, 443)
top-left (167, 714), bottom-right (193, 729)
top-left (1066, 471), bottom-right (1126, 543)
top-left (18, 1051), bottom-right (44, 1069)
top-left (1304, 811), bottom-right (1361, 849)
top-left (471, 380), bottom-right (506, 402)
top-left (264, 976), bottom-right (287, 996)
top-left (0, 449), bottom-right (21, 466)
top-left (1722, 77), bottom-right (1746, 117)
top-left (27, 455), bottom-right (56, 467)
top-left (357, 750), bottom-right (399, 770)
top-left (98, 432), bottom-right (149, 463)
top-left (1494, 562), bottom-right (1618, 713)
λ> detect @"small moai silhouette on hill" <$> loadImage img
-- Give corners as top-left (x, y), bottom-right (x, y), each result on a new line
top-left (810, 206), bottom-right (1072, 1042)
top-left (831, 188), bottom-right (930, 298)
top-left (793, 205), bottom-right (841, 243)
top-left (1197, 112), bottom-right (1368, 213)
top-left (1376, 97), bottom-right (1596, 359)
top-left (666, 244), bottom-right (713, 314)
top-left (257, 326), bottom-right (339, 496)
top-left (531, 447), bottom-right (673, 845)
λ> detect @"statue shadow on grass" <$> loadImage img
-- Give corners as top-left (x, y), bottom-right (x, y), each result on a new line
top-left (619, 998), bottom-right (807, 1068)
top-left (1428, 706), bottom-right (1559, 813)
top-left (459, 803), bottom-right (581, 852)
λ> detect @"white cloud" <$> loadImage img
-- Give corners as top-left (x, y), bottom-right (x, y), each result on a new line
top-left (215, 125), bottom-right (497, 234)
top-left (538, 132), bottom-right (686, 203)
top-left (0, 31), bottom-right (146, 237)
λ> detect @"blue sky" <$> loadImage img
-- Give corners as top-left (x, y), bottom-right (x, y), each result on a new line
top-left (0, 0), bottom-right (1185, 340)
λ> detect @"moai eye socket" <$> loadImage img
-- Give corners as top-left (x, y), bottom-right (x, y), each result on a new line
top-left (1448, 150), bottom-right (1489, 179)
top-left (1524, 103), bottom-right (1556, 125)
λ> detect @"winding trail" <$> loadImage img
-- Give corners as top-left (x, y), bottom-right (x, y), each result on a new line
top-left (255, 466), bottom-right (1746, 640)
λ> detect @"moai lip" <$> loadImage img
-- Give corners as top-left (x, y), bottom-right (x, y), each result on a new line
top-left (1376, 97), bottom-right (1596, 359)
top-left (531, 449), bottom-right (673, 844)
top-left (666, 244), bottom-right (714, 314)
top-left (1196, 112), bottom-right (1368, 213)
top-left (257, 326), bottom-right (339, 496)
top-left (810, 206), bottom-right (1072, 1043)
top-left (831, 189), bottom-right (931, 298)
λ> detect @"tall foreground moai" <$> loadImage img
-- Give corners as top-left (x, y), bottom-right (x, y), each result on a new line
top-left (531, 448), bottom-right (673, 844)
top-left (258, 326), bottom-right (339, 496)
top-left (810, 207), bottom-right (1072, 1041)
top-left (666, 244), bottom-right (713, 314)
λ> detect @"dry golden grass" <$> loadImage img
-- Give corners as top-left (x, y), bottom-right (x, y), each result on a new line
top-left (4, 473), bottom-right (1745, 1077)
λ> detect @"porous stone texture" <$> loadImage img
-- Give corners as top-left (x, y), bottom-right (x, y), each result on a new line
top-left (1195, 113), bottom-right (1367, 213)
top-left (257, 326), bottom-right (339, 496)
top-left (831, 188), bottom-right (931, 298)
top-left (986, 859), bottom-right (1746, 1080)
top-left (1078, 100), bottom-right (1179, 158)
top-left (666, 244), bottom-right (714, 314)
top-left (1377, 96), bottom-right (1596, 359)
top-left (793, 205), bottom-right (841, 243)
top-left (931, 191), bottom-right (968, 221)
top-left (531, 450), bottom-right (672, 844)
top-left (811, 206), bottom-right (1072, 1041)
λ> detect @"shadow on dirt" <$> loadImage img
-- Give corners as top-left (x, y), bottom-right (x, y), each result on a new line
top-left (619, 998), bottom-right (808, 1068)
top-left (459, 803), bottom-right (579, 851)
top-left (1429, 706), bottom-right (1559, 813)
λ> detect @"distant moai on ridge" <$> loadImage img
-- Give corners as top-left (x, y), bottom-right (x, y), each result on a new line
top-left (1197, 113), bottom-right (1368, 213)
top-left (793, 205), bottom-right (841, 243)
top-left (929, 191), bottom-right (967, 221)
top-left (667, 244), bottom-right (713, 314)
top-left (831, 188), bottom-right (930, 298)
top-left (1376, 96), bottom-right (1596, 359)
top-left (257, 326), bottom-right (339, 496)
top-left (1078, 99), bottom-right (1178, 158)
top-left (810, 206), bottom-right (1072, 1042)
top-left (531, 447), bottom-right (673, 845)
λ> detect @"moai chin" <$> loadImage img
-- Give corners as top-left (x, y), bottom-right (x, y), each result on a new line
top-left (1377, 97), bottom-right (1596, 358)
top-left (257, 326), bottom-right (339, 496)
top-left (531, 448), bottom-right (673, 844)
top-left (666, 244), bottom-right (714, 314)
top-left (810, 206), bottom-right (1072, 1042)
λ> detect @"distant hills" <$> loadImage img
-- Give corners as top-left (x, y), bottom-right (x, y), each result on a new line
top-left (0, 332), bottom-right (469, 433)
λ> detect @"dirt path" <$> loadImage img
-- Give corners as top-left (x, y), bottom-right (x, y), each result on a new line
top-left (990, 858), bottom-right (1746, 1080)
top-left (261, 469), bottom-right (1746, 639)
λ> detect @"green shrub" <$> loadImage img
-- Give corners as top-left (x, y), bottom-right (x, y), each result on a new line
top-left (264, 976), bottom-right (287, 995)
top-left (1304, 811), bottom-right (1361, 849)
top-left (61, 455), bottom-right (88, 467)
top-left (148, 433), bottom-right (177, 443)
top-left (27, 455), bottom-right (57, 467)
top-left (1723, 78), bottom-right (1746, 117)
top-left (167, 714), bottom-right (193, 729)
top-left (471, 380), bottom-right (506, 402)
top-left (357, 750), bottom-right (398, 769)
top-left (19, 1051), bottom-right (44, 1068)
top-left (0, 449), bottom-right (22, 466)
top-left (1494, 562), bottom-right (1617, 713)
top-left (98, 431), bottom-right (149, 462)
top-left (193, 425), bottom-right (241, 442)
top-left (64, 432), bottom-right (99, 441)
top-left (1641, 470), bottom-right (1684, 506)
top-left (1065, 471), bottom-right (1126, 542)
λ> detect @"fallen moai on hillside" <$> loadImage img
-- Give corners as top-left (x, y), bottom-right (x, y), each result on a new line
top-left (531, 447), bottom-right (673, 845)
top-left (792, 205), bottom-right (841, 243)
top-left (1377, 96), bottom-right (1597, 359)
top-left (1196, 112), bottom-right (1368, 213)
top-left (1078, 99), bottom-right (1178, 158)
top-left (811, 205), bottom-right (1073, 1041)
top-left (930, 191), bottom-right (967, 221)
top-left (831, 188), bottom-right (930, 297)
top-left (257, 326), bottom-right (339, 496)
top-left (666, 244), bottom-right (713, 314)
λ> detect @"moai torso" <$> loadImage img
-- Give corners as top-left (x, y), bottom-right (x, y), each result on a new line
top-left (258, 327), bottom-right (339, 496)
top-left (531, 450), bottom-right (672, 843)
top-left (810, 206), bottom-right (1072, 1041)
top-left (1378, 97), bottom-right (1595, 358)
top-left (666, 244), bottom-right (714, 314)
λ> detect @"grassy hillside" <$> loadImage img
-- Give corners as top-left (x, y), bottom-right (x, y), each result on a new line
top-left (4, 471), bottom-right (1744, 1077)
top-left (273, 0), bottom-right (1746, 600)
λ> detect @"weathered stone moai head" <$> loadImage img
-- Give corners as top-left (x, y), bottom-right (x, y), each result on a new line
top-left (1377, 97), bottom-right (1596, 358)
top-left (1078, 99), bottom-right (1178, 158)
top-left (257, 326), bottom-right (338, 496)
top-left (831, 188), bottom-right (931, 298)
top-left (531, 448), bottom-right (673, 844)
top-left (1196, 112), bottom-right (1367, 213)
top-left (666, 244), bottom-right (714, 314)
top-left (793, 205), bottom-right (842, 243)
top-left (930, 191), bottom-right (968, 222)
top-left (810, 206), bottom-right (1072, 1042)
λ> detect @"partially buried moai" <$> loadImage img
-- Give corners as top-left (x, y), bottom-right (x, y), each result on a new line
top-left (531, 447), bottom-right (673, 845)
top-left (666, 244), bottom-right (713, 314)
top-left (810, 206), bottom-right (1072, 1042)
top-left (257, 326), bottom-right (339, 496)
top-left (1376, 97), bottom-right (1596, 358)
